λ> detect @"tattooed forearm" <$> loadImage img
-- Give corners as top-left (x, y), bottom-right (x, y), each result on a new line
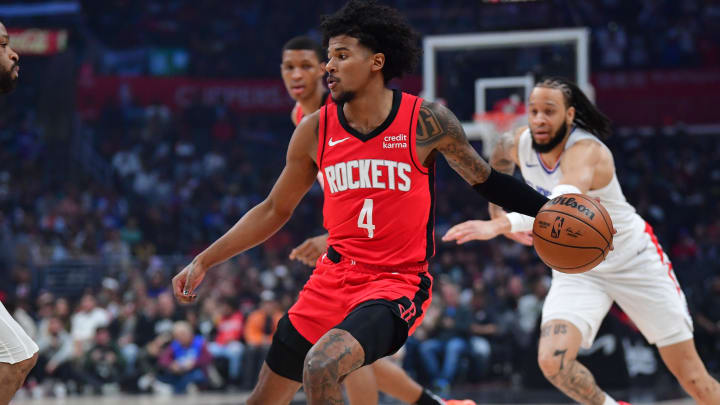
top-left (416, 101), bottom-right (491, 184)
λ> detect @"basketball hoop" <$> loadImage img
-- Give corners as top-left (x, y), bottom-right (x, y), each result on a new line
top-left (473, 111), bottom-right (525, 136)
top-left (471, 111), bottom-right (527, 157)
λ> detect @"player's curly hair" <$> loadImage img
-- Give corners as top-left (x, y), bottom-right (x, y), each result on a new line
top-left (537, 77), bottom-right (613, 139)
top-left (320, 0), bottom-right (420, 83)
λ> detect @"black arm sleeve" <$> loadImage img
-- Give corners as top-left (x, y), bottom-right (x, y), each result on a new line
top-left (472, 169), bottom-right (549, 217)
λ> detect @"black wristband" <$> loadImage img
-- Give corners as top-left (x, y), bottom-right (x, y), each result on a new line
top-left (472, 169), bottom-right (549, 217)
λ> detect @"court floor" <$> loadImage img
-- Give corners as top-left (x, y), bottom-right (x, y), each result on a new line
top-left (10, 391), bottom-right (694, 405)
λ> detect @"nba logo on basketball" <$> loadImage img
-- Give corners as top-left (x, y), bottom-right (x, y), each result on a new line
top-left (551, 216), bottom-right (564, 238)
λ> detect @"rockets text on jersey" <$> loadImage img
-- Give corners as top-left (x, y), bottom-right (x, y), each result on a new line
top-left (323, 159), bottom-right (412, 194)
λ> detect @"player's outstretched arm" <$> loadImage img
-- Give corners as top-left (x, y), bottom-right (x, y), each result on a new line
top-left (172, 114), bottom-right (320, 304)
top-left (443, 126), bottom-right (532, 246)
top-left (485, 125), bottom-right (533, 245)
top-left (415, 100), bottom-right (548, 217)
top-left (449, 139), bottom-right (614, 245)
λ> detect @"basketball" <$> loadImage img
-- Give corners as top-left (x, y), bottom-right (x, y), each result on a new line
top-left (532, 193), bottom-right (613, 274)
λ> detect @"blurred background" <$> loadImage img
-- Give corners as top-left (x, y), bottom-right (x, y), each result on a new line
top-left (1, 0), bottom-right (719, 403)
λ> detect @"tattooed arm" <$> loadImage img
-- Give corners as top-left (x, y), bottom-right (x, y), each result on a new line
top-left (415, 100), bottom-right (548, 217)
top-left (488, 126), bottom-right (524, 218)
top-left (415, 100), bottom-right (491, 183)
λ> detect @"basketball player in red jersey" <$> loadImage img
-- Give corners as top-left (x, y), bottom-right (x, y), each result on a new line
top-left (281, 35), bottom-right (471, 405)
top-left (172, 1), bottom-right (550, 403)
top-left (282, 37), bottom-right (332, 128)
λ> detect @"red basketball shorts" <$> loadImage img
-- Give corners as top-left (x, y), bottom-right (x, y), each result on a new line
top-left (288, 253), bottom-right (433, 345)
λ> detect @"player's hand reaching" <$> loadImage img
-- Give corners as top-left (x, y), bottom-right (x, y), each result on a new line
top-left (172, 259), bottom-right (207, 304)
top-left (504, 231), bottom-right (533, 246)
top-left (442, 219), bottom-right (507, 244)
top-left (289, 233), bottom-right (329, 266)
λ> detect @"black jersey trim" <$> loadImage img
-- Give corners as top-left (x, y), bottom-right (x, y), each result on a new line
top-left (322, 89), bottom-right (332, 108)
top-left (318, 105), bottom-right (329, 168)
top-left (424, 164), bottom-right (436, 261)
top-left (407, 97), bottom-right (428, 175)
top-left (336, 89), bottom-right (401, 143)
top-left (409, 272), bottom-right (432, 330)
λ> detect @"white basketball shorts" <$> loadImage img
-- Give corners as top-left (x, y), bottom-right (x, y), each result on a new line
top-left (542, 222), bottom-right (693, 349)
top-left (0, 300), bottom-right (39, 364)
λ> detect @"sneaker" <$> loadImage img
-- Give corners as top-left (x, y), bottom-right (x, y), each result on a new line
top-left (186, 383), bottom-right (199, 395)
top-left (52, 382), bottom-right (67, 398)
top-left (152, 380), bottom-right (174, 396)
top-left (445, 400), bottom-right (477, 405)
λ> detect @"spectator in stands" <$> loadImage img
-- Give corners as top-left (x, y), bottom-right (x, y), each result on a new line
top-left (241, 290), bottom-right (282, 389)
top-left (695, 275), bottom-right (720, 372)
top-left (157, 321), bottom-right (211, 394)
top-left (32, 316), bottom-right (74, 395)
top-left (70, 293), bottom-right (110, 356)
top-left (419, 282), bottom-right (472, 395)
top-left (111, 299), bottom-right (141, 377)
top-left (207, 296), bottom-right (244, 386)
top-left (77, 325), bottom-right (125, 394)
top-left (514, 276), bottom-right (549, 349)
top-left (154, 291), bottom-right (183, 339)
top-left (468, 282), bottom-right (500, 379)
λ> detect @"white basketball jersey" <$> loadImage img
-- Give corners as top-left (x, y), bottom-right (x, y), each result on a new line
top-left (517, 127), bottom-right (647, 268)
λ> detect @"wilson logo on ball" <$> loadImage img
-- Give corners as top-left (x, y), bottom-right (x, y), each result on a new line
top-left (548, 196), bottom-right (595, 220)
top-left (551, 216), bottom-right (564, 238)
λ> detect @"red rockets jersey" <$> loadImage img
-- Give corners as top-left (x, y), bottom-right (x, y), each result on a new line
top-left (317, 90), bottom-right (435, 267)
top-left (295, 90), bottom-right (332, 124)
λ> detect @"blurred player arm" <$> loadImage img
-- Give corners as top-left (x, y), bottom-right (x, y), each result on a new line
top-left (443, 126), bottom-right (533, 245)
top-left (289, 233), bottom-right (328, 266)
top-left (488, 125), bottom-right (525, 219)
top-left (415, 100), bottom-right (547, 217)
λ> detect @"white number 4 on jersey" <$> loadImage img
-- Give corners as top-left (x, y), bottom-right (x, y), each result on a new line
top-left (357, 198), bottom-right (375, 238)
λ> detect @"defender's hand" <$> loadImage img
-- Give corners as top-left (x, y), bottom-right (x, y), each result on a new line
top-left (172, 259), bottom-right (207, 304)
top-left (290, 234), bottom-right (328, 266)
top-left (503, 231), bottom-right (533, 246)
top-left (442, 219), bottom-right (505, 244)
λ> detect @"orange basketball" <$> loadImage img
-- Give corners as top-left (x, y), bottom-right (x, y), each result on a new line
top-left (532, 193), bottom-right (613, 274)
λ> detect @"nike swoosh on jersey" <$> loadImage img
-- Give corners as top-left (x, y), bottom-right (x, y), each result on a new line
top-left (328, 137), bottom-right (350, 146)
top-left (524, 163), bottom-right (539, 167)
